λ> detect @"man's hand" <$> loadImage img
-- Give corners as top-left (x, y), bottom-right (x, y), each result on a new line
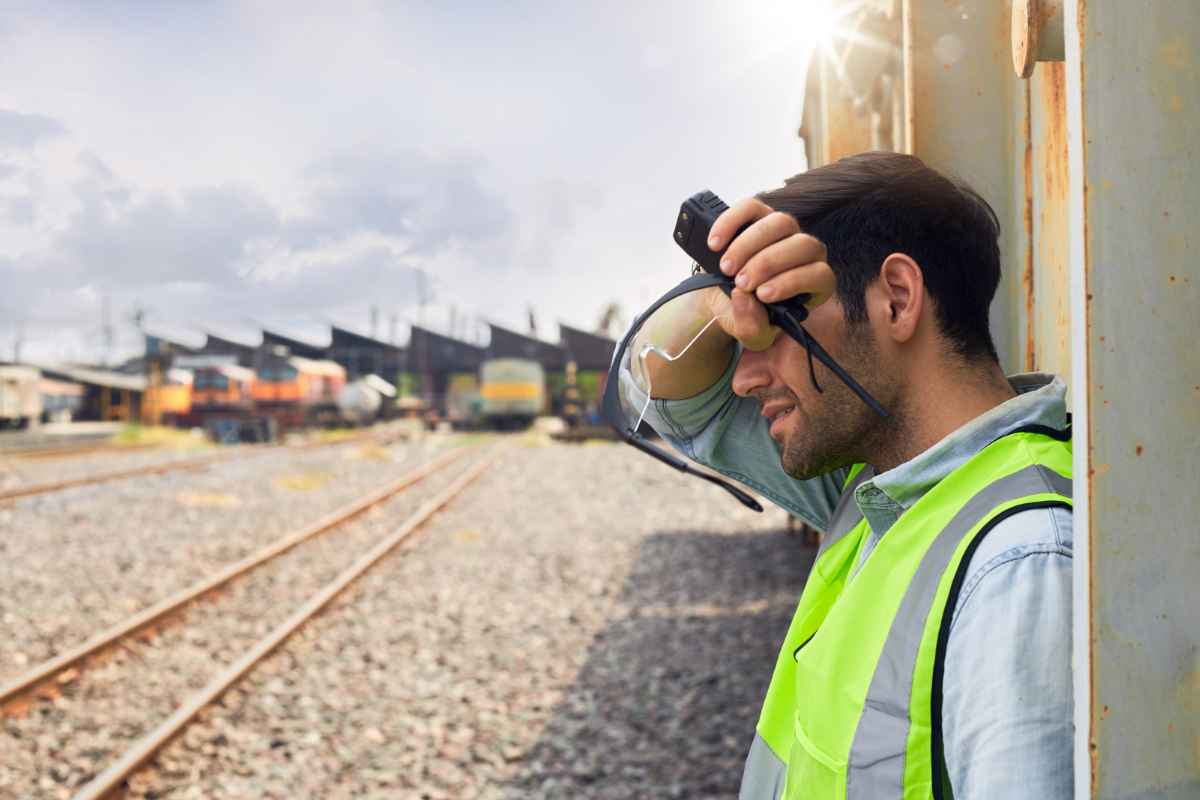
top-left (703, 198), bottom-right (836, 352)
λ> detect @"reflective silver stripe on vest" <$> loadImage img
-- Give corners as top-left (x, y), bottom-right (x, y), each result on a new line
top-left (739, 469), bottom-right (875, 799)
top-left (844, 464), bottom-right (1072, 799)
top-left (740, 732), bottom-right (788, 800)
top-left (816, 466), bottom-right (874, 560)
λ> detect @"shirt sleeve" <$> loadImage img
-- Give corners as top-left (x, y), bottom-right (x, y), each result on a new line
top-left (615, 333), bottom-right (844, 530)
top-left (941, 507), bottom-right (1074, 799)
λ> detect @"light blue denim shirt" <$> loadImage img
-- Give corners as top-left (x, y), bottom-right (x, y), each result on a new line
top-left (619, 351), bottom-right (1074, 799)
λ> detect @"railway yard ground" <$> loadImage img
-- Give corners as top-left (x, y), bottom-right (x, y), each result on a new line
top-left (0, 424), bottom-right (814, 799)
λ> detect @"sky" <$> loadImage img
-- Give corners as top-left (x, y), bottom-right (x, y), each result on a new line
top-left (0, 1), bottom-right (821, 364)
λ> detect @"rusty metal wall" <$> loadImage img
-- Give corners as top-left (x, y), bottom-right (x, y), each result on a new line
top-left (1066, 2), bottom-right (1200, 797)
top-left (802, 1), bottom-right (1200, 797)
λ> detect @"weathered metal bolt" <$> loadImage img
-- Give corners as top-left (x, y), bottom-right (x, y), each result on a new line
top-left (1012, 0), bottom-right (1065, 78)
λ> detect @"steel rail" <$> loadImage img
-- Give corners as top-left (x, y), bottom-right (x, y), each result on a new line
top-left (0, 425), bottom-right (408, 502)
top-left (0, 444), bottom-right (473, 707)
top-left (71, 452), bottom-right (495, 800)
top-left (3, 441), bottom-right (160, 460)
top-left (0, 450), bottom-right (237, 502)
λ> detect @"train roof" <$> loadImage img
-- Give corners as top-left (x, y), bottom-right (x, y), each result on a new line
top-left (287, 356), bottom-right (346, 377)
top-left (0, 365), bottom-right (41, 380)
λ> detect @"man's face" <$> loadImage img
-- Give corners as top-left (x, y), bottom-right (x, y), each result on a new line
top-left (731, 298), bottom-right (889, 479)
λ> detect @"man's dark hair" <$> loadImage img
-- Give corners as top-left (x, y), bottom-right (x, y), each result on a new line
top-left (758, 151), bottom-right (1002, 362)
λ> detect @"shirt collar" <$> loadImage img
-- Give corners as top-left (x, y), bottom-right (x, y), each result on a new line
top-left (853, 373), bottom-right (1068, 528)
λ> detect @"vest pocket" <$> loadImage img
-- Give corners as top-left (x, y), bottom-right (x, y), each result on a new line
top-left (786, 715), bottom-right (847, 798)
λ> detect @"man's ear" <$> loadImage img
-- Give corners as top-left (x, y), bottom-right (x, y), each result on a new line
top-left (870, 253), bottom-right (924, 344)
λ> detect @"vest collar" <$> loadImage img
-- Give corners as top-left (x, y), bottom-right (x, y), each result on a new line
top-left (853, 373), bottom-right (1067, 538)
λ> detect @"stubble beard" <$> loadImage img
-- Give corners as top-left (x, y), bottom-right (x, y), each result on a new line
top-left (778, 327), bottom-right (884, 480)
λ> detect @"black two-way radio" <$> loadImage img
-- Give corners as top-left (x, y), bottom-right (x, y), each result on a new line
top-left (672, 190), bottom-right (813, 327)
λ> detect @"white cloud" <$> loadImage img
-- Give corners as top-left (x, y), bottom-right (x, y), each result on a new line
top-left (0, 2), bottom-right (815, 363)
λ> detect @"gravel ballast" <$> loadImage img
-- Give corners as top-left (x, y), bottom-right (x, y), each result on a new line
top-left (0, 434), bottom-right (465, 684)
top-left (0, 445), bottom-right (482, 798)
top-left (105, 438), bottom-right (816, 799)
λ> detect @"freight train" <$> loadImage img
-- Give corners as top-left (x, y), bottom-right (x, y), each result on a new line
top-left (2, 354), bottom-right (548, 440)
top-left (180, 356), bottom-right (352, 442)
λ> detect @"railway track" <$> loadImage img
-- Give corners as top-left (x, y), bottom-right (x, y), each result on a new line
top-left (0, 424), bottom-right (408, 503)
top-left (0, 443), bottom-right (495, 798)
top-left (1, 440), bottom-right (161, 460)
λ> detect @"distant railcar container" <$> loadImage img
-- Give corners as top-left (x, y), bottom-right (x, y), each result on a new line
top-left (479, 358), bottom-right (544, 429)
top-left (0, 366), bottom-right (42, 429)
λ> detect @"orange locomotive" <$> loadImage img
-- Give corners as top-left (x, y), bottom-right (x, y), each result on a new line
top-left (142, 368), bottom-right (194, 425)
top-left (253, 355), bottom-right (346, 430)
top-left (186, 363), bottom-right (272, 442)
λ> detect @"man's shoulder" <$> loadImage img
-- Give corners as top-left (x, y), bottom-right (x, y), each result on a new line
top-left (953, 504), bottom-right (1073, 620)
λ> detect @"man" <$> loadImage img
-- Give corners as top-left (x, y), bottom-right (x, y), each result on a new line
top-left (618, 152), bottom-right (1073, 798)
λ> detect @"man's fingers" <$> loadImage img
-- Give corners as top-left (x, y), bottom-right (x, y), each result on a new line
top-left (708, 198), bottom-right (773, 258)
top-left (753, 261), bottom-right (836, 307)
top-left (735, 232), bottom-right (829, 291)
top-left (727, 288), bottom-right (779, 352)
top-left (719, 212), bottom-right (800, 276)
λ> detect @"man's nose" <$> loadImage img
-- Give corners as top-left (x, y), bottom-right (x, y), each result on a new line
top-left (732, 349), bottom-right (772, 398)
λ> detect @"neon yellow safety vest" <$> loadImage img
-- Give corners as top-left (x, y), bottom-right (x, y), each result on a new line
top-left (738, 427), bottom-right (1073, 800)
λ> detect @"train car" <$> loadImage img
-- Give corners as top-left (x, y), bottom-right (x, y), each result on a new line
top-left (0, 366), bottom-right (42, 429)
top-left (142, 368), bottom-right (193, 426)
top-left (253, 355), bottom-right (346, 429)
top-left (479, 358), bottom-right (544, 429)
top-left (187, 363), bottom-right (272, 442)
top-left (335, 374), bottom-right (396, 426)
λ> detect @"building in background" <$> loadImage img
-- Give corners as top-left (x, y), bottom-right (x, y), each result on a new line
top-left (558, 323), bottom-right (615, 419)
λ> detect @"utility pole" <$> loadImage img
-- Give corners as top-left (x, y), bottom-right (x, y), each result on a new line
top-left (13, 321), bottom-right (25, 363)
top-left (102, 294), bottom-right (114, 367)
top-left (370, 305), bottom-right (379, 340)
top-left (414, 269), bottom-right (432, 326)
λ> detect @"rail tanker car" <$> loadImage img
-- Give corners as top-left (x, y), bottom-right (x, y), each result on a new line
top-left (336, 374), bottom-right (397, 426)
top-left (478, 358), bottom-right (545, 429)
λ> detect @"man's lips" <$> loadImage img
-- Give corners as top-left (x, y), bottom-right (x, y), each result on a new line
top-left (761, 402), bottom-right (796, 436)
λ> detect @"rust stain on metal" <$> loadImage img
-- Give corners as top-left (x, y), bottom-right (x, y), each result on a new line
top-left (1032, 61), bottom-right (1071, 380)
top-left (1023, 80), bottom-right (1036, 371)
